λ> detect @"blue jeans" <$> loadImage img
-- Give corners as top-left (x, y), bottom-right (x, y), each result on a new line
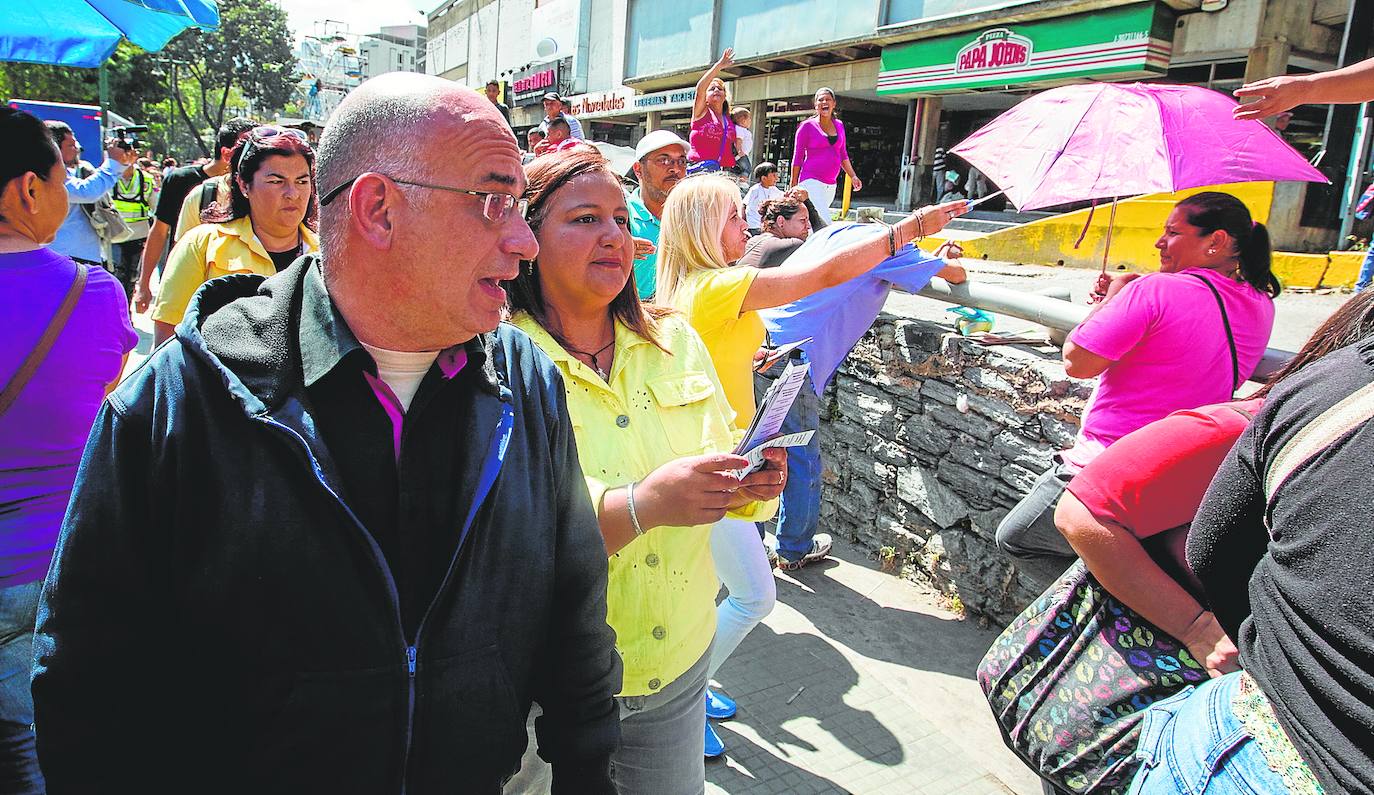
top-left (1128, 672), bottom-right (1290, 795)
top-left (0, 579), bottom-right (44, 794)
top-left (1356, 247), bottom-right (1374, 292)
top-left (753, 361), bottom-right (822, 561)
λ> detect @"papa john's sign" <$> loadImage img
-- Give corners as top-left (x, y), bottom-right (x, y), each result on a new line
top-left (955, 29), bottom-right (1032, 74)
top-left (878, 2), bottom-right (1174, 95)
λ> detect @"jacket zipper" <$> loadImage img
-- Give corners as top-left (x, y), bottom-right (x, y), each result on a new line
top-left (257, 416), bottom-right (416, 794)
top-left (402, 400), bottom-right (514, 783)
top-left (259, 400), bottom-right (513, 794)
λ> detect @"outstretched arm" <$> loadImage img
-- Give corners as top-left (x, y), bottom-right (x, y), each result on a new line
top-left (1234, 56), bottom-right (1374, 119)
top-left (691, 49), bottom-right (734, 121)
top-left (741, 200), bottom-right (967, 312)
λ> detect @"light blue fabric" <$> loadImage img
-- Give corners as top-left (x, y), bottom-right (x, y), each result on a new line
top-left (51, 158), bottom-right (121, 264)
top-left (1356, 247), bottom-right (1374, 293)
top-left (1127, 672), bottom-right (1293, 795)
top-left (626, 188), bottom-right (660, 300)
top-left (760, 222), bottom-right (947, 396)
top-left (0, 0), bottom-right (219, 68)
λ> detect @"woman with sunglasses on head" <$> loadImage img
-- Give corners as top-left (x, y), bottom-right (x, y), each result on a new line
top-left (655, 174), bottom-right (966, 756)
top-left (151, 126), bottom-right (318, 344)
top-left (506, 145), bottom-right (786, 793)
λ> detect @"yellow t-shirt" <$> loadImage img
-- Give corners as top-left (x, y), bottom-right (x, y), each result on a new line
top-left (175, 173), bottom-right (232, 241)
top-left (668, 265), bottom-right (765, 427)
top-left (509, 312), bottom-right (775, 697)
top-left (151, 215), bottom-right (319, 326)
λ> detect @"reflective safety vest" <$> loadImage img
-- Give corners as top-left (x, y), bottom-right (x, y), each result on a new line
top-left (112, 171), bottom-right (153, 224)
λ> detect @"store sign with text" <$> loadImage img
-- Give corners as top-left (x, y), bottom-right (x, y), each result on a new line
top-left (565, 88), bottom-right (635, 119)
top-left (877, 2), bottom-right (1173, 95)
top-left (631, 87), bottom-right (707, 113)
top-left (511, 60), bottom-right (566, 106)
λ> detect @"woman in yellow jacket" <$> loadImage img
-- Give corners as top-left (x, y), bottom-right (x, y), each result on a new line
top-left (151, 126), bottom-right (318, 343)
top-left (655, 175), bottom-right (967, 754)
top-left (506, 146), bottom-right (786, 794)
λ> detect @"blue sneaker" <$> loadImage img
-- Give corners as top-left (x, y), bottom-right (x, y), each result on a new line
top-left (705, 688), bottom-right (737, 720)
top-left (704, 718), bottom-right (726, 758)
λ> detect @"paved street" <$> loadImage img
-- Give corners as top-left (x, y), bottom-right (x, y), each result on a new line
top-left (706, 541), bottom-right (1038, 795)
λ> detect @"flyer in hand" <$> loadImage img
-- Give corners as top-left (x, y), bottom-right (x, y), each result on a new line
top-left (733, 360), bottom-right (816, 477)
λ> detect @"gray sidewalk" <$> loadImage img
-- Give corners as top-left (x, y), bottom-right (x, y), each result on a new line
top-left (706, 541), bottom-right (1039, 795)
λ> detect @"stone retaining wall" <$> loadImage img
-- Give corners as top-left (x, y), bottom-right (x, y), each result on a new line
top-left (817, 302), bottom-right (1092, 626)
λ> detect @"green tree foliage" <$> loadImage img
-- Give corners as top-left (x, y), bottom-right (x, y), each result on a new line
top-left (0, 0), bottom-right (295, 158)
top-left (162, 0), bottom-right (296, 156)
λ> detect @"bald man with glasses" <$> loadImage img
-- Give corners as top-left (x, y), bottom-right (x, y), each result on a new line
top-left (33, 73), bottom-right (621, 793)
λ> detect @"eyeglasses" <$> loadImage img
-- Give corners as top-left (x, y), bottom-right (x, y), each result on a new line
top-left (644, 155), bottom-right (689, 170)
top-left (237, 125), bottom-right (310, 169)
top-left (318, 174), bottom-right (528, 223)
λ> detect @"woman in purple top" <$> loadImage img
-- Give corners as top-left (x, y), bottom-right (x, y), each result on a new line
top-left (790, 88), bottom-right (863, 216)
top-left (688, 49), bottom-right (738, 173)
top-left (0, 107), bottom-right (137, 792)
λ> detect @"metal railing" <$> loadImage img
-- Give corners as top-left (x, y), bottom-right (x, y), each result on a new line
top-left (915, 279), bottom-right (1295, 381)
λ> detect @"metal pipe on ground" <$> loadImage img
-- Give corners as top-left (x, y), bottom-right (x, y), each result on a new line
top-left (915, 279), bottom-right (1294, 381)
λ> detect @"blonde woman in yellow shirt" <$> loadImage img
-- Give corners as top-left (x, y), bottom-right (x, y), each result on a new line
top-left (655, 174), bottom-right (967, 754)
top-left (506, 146), bottom-right (786, 793)
top-left (151, 127), bottom-right (318, 344)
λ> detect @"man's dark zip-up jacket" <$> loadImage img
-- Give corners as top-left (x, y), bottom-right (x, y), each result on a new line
top-left (31, 258), bottom-right (622, 794)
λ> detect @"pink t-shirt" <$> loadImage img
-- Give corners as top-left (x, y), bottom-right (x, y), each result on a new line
top-left (792, 117), bottom-right (849, 185)
top-left (1063, 268), bottom-right (1274, 467)
top-left (688, 109), bottom-right (736, 168)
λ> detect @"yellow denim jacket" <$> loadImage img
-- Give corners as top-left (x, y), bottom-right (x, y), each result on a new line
top-left (152, 215), bottom-right (319, 326)
top-left (510, 312), bottom-right (776, 696)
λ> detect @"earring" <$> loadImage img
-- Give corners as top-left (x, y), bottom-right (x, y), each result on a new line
top-left (524, 260), bottom-right (535, 275)
top-left (1207, 248), bottom-right (1216, 255)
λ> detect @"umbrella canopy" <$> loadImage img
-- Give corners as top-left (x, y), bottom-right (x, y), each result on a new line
top-left (0, 0), bottom-right (220, 68)
top-left (951, 82), bottom-right (1327, 212)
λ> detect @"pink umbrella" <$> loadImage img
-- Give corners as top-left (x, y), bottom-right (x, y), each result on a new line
top-left (951, 82), bottom-right (1327, 212)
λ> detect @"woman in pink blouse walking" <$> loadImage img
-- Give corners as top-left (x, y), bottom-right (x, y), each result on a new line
top-left (687, 49), bottom-right (738, 173)
top-left (789, 88), bottom-right (862, 216)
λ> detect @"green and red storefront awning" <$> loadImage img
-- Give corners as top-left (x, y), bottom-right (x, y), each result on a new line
top-left (877, 2), bottom-right (1175, 96)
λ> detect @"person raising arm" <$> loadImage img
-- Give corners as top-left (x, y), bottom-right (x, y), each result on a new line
top-left (1233, 55), bottom-right (1374, 120)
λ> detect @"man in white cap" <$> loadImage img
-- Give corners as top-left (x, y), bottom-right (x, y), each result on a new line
top-left (537, 93), bottom-right (584, 140)
top-left (626, 129), bottom-right (689, 300)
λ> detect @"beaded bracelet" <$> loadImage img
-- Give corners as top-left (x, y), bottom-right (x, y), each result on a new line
top-left (626, 481), bottom-right (646, 536)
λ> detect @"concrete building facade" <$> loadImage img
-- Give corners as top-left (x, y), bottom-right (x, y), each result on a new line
top-left (424, 0), bottom-right (1371, 250)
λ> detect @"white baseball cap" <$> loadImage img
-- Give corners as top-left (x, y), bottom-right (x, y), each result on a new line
top-left (634, 130), bottom-right (689, 161)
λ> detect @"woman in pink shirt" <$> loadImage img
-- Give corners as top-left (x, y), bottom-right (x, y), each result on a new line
top-left (687, 49), bottom-right (737, 173)
top-left (995, 192), bottom-right (1278, 572)
top-left (789, 88), bottom-right (863, 216)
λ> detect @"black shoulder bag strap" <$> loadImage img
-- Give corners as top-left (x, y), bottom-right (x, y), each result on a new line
top-left (0, 263), bottom-right (89, 419)
top-left (1189, 272), bottom-right (1240, 394)
top-left (199, 179), bottom-right (219, 215)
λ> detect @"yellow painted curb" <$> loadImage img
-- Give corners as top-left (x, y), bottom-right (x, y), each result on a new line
top-left (1324, 251), bottom-right (1368, 289)
top-left (1270, 252), bottom-right (1329, 290)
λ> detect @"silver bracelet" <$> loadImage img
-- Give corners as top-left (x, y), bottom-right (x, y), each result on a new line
top-left (626, 481), bottom-right (646, 536)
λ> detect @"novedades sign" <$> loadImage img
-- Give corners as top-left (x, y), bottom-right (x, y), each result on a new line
top-left (878, 2), bottom-right (1173, 95)
top-left (569, 92), bottom-right (628, 116)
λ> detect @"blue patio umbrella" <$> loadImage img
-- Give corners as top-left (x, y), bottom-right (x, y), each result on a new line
top-left (0, 0), bottom-right (220, 68)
